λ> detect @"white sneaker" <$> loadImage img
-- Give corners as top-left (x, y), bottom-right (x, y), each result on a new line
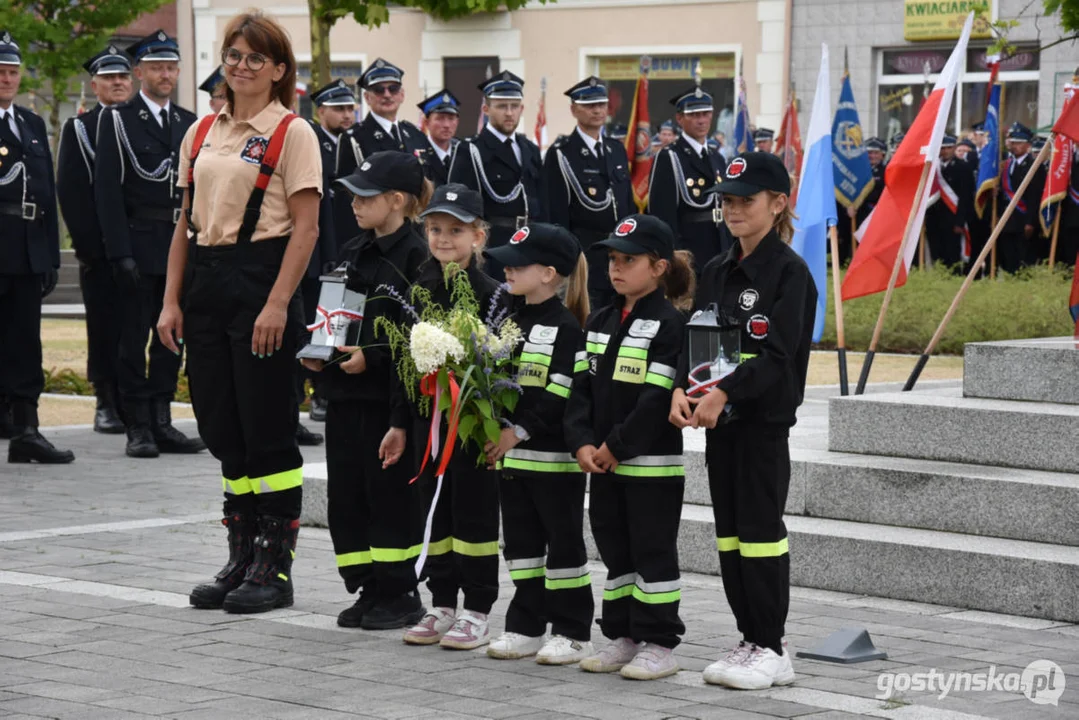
top-left (487, 631), bottom-right (545, 659)
top-left (702, 640), bottom-right (752, 685)
top-left (619, 642), bottom-right (680, 680)
top-left (714, 644), bottom-right (796, 690)
top-left (403, 606), bottom-right (456, 645)
top-left (579, 637), bottom-right (639, 673)
top-left (439, 610), bottom-right (490, 650)
top-left (536, 635), bottom-right (594, 666)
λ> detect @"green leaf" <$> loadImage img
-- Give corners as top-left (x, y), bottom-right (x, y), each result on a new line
top-left (475, 398), bottom-right (493, 419)
top-left (502, 390), bottom-right (520, 413)
top-left (482, 418), bottom-right (501, 445)
top-left (457, 413), bottom-right (478, 443)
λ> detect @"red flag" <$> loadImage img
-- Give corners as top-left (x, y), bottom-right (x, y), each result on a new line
top-left (1052, 81), bottom-right (1079, 143)
top-left (842, 14), bottom-right (970, 301)
top-left (1040, 132), bottom-right (1073, 233)
top-left (624, 59), bottom-right (652, 211)
top-left (534, 78), bottom-right (548, 152)
top-left (775, 91), bottom-right (803, 205)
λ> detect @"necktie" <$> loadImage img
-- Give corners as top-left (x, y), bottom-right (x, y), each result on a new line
top-left (391, 124), bottom-right (402, 147)
top-left (701, 147), bottom-right (709, 161)
top-left (595, 141), bottom-right (603, 159)
top-left (160, 108), bottom-right (169, 131)
top-left (0, 112), bottom-right (19, 144)
top-left (505, 137), bottom-right (520, 165)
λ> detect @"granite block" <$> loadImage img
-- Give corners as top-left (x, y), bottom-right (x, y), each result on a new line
top-left (964, 338), bottom-right (1079, 405)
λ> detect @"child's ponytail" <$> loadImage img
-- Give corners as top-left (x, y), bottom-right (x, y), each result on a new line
top-left (658, 249), bottom-right (696, 310)
top-left (403, 178), bottom-right (435, 222)
top-left (564, 253), bottom-right (591, 328)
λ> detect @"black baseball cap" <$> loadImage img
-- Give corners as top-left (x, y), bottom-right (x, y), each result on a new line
top-left (335, 151), bottom-right (424, 198)
top-left (594, 214), bottom-right (674, 261)
top-left (706, 152), bottom-right (791, 198)
top-left (484, 223), bottom-right (582, 276)
top-left (418, 183), bottom-right (484, 223)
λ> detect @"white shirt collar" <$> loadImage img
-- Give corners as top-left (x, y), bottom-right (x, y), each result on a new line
top-left (427, 134), bottom-right (450, 161)
top-left (319, 125), bottom-right (340, 146)
top-left (140, 91), bottom-right (170, 121)
top-left (1012, 152), bottom-right (1029, 166)
top-left (486, 124), bottom-right (514, 145)
top-left (370, 112), bottom-right (396, 135)
top-left (682, 133), bottom-right (707, 156)
top-left (576, 126), bottom-right (601, 153)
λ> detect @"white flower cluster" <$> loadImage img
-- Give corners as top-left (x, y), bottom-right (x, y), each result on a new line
top-left (488, 319), bottom-right (522, 355)
top-left (410, 322), bottom-right (465, 375)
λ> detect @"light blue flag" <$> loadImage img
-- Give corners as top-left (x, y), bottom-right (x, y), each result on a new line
top-left (791, 44), bottom-right (836, 343)
top-left (831, 72), bottom-right (874, 209)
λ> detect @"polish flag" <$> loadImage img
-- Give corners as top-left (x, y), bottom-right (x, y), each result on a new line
top-left (842, 13), bottom-right (973, 301)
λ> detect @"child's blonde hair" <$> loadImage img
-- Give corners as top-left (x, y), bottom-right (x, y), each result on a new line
top-left (563, 253), bottom-right (591, 328)
top-left (768, 190), bottom-right (796, 244)
top-left (403, 179), bottom-right (435, 222)
top-left (423, 214), bottom-right (491, 267)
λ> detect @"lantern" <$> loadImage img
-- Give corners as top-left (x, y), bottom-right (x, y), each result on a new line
top-left (295, 264), bottom-right (366, 362)
top-left (685, 304), bottom-right (741, 397)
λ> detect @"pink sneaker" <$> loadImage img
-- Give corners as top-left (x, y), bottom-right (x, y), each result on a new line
top-left (439, 610), bottom-right (490, 650)
top-left (579, 637), bottom-right (639, 673)
top-left (403, 606), bottom-right (455, 645)
top-left (620, 642), bottom-right (680, 680)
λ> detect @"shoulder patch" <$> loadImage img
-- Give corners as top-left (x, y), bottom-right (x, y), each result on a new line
top-left (528, 324), bottom-right (559, 345)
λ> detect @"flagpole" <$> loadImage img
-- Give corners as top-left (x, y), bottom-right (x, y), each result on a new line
top-left (1048, 208), bottom-right (1062, 270)
top-left (919, 226), bottom-right (926, 269)
top-left (903, 139), bottom-right (1053, 391)
top-left (990, 194), bottom-right (998, 278)
top-left (850, 215), bottom-right (856, 259)
top-left (829, 224), bottom-right (849, 395)
top-left (855, 161), bottom-right (933, 394)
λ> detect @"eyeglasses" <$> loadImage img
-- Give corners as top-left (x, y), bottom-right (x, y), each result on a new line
top-left (368, 83), bottom-right (402, 96)
top-left (222, 47), bottom-right (269, 72)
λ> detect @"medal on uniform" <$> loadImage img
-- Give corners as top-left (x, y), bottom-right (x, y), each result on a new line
top-left (296, 264), bottom-right (367, 362)
top-left (692, 188), bottom-right (700, 197)
top-left (697, 178), bottom-right (705, 186)
top-left (686, 178), bottom-right (694, 187)
top-left (138, 109), bottom-right (149, 121)
top-left (0, 146), bottom-right (8, 156)
top-left (588, 187), bottom-right (597, 196)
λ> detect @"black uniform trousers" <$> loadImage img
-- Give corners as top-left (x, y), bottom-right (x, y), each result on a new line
top-left (117, 272), bottom-right (182, 402)
top-left (79, 262), bottom-right (123, 388)
top-left (997, 232), bottom-right (1026, 275)
top-left (706, 424), bottom-right (791, 654)
top-left (590, 476), bottom-right (685, 649)
top-left (325, 399), bottom-right (423, 598)
top-left (500, 472), bottom-right (593, 641)
top-left (184, 237), bottom-right (304, 519)
top-left (0, 274), bottom-right (44, 402)
top-left (925, 213), bottom-right (963, 270)
top-left (420, 442), bottom-right (501, 614)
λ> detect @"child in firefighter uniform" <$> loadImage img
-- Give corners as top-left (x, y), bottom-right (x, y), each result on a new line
top-left (301, 151), bottom-right (432, 630)
top-left (482, 222), bottom-right (595, 665)
top-left (564, 214), bottom-right (694, 681)
top-left (670, 152), bottom-right (816, 690)
top-left (396, 184), bottom-right (511, 650)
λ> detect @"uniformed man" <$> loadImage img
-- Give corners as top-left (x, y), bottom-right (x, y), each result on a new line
top-left (647, 86), bottom-right (730, 273)
top-left (448, 70), bottom-right (544, 281)
top-left (56, 45), bottom-right (132, 435)
top-left (836, 136), bottom-right (887, 265)
top-left (199, 66), bottom-right (226, 114)
top-left (997, 122), bottom-right (1046, 273)
top-left (94, 29), bottom-right (203, 458)
top-left (971, 121), bottom-right (988, 156)
top-left (543, 76), bottom-right (632, 308)
top-left (925, 135), bottom-right (972, 270)
top-left (657, 120), bottom-right (678, 148)
top-left (332, 59), bottom-right (426, 246)
top-left (0, 31), bottom-right (74, 463)
top-left (416, 89), bottom-right (460, 187)
top-left (753, 127), bottom-right (775, 154)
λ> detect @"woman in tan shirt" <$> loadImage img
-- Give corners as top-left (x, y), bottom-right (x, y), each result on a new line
top-left (157, 11), bottom-right (321, 615)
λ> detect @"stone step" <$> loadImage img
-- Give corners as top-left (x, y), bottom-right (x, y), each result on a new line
top-left (583, 507), bottom-right (1079, 624)
top-left (964, 338), bottom-right (1079, 405)
top-left (828, 387), bottom-right (1079, 473)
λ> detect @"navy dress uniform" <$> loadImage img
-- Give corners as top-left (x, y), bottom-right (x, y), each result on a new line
top-left (56, 45), bottom-right (131, 435)
top-left (997, 123), bottom-right (1046, 273)
top-left (543, 77), bottom-right (632, 309)
top-left (332, 59), bottom-right (426, 246)
top-left (648, 87), bottom-right (731, 273)
top-left (752, 128), bottom-right (775, 153)
top-left (94, 30), bottom-right (203, 458)
top-left (416, 90), bottom-right (461, 187)
top-left (199, 66), bottom-right (226, 113)
top-left (0, 31), bottom-right (74, 464)
top-left (925, 135), bottom-right (973, 269)
top-left (448, 71), bottom-right (544, 281)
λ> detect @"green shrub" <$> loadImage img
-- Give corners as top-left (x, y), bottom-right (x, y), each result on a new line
top-left (44, 368), bottom-right (194, 403)
top-left (819, 264), bottom-right (1075, 355)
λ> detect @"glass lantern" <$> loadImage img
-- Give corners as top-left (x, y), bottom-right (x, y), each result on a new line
top-left (295, 264), bottom-right (366, 362)
top-left (685, 303), bottom-right (742, 397)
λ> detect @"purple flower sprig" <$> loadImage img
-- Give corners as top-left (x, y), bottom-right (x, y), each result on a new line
top-left (376, 283), bottom-right (420, 323)
top-left (485, 283), bottom-right (511, 331)
top-left (491, 377), bottom-right (523, 395)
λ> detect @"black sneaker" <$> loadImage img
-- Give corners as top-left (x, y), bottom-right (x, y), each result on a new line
top-left (337, 592), bottom-right (378, 628)
top-left (296, 423), bottom-right (324, 446)
top-left (361, 591), bottom-right (425, 630)
top-left (308, 396), bottom-right (328, 422)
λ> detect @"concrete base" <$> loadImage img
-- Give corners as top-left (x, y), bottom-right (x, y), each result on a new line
top-left (964, 338), bottom-right (1079, 405)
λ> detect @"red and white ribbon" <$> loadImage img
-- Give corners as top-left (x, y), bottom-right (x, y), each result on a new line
top-left (306, 305), bottom-right (365, 335)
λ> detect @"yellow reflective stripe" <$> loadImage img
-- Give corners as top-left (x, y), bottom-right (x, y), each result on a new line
top-left (546, 574), bottom-right (591, 590)
top-left (453, 538), bottom-right (499, 557)
top-left (740, 352), bottom-right (759, 364)
top-left (739, 537), bottom-right (790, 558)
top-left (545, 382), bottom-right (571, 398)
top-left (370, 544), bottom-right (423, 562)
top-left (586, 342), bottom-right (608, 354)
top-left (336, 551), bottom-right (371, 567)
top-left (427, 536), bottom-right (453, 556)
top-left (644, 372), bottom-right (674, 389)
top-left (716, 536), bottom-right (740, 552)
top-left (510, 567), bottom-right (546, 581)
top-left (222, 476), bottom-right (252, 495)
top-left (603, 585), bottom-right (634, 601)
top-left (519, 351), bottom-right (552, 367)
top-left (612, 464), bottom-right (685, 478)
top-left (251, 468), bottom-right (303, 494)
top-left (573, 360), bottom-right (589, 373)
top-left (277, 573), bottom-right (288, 581)
top-left (617, 345), bottom-right (648, 360)
top-left (632, 586), bottom-right (681, 604)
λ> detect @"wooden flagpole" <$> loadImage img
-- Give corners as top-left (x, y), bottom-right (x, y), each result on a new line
top-left (850, 215), bottom-right (857, 260)
top-left (903, 139), bottom-right (1053, 391)
top-left (1048, 208), bottom-right (1062, 270)
top-left (829, 225), bottom-right (849, 395)
top-left (919, 226), bottom-right (927, 269)
top-left (990, 193), bottom-right (998, 278)
top-left (854, 161), bottom-right (933, 394)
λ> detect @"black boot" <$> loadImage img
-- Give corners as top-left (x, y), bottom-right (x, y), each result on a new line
top-left (8, 402), bottom-right (75, 464)
top-left (337, 586), bottom-right (379, 628)
top-left (190, 513), bottom-right (256, 609)
top-left (93, 385), bottom-right (125, 434)
top-left (308, 395), bottom-right (327, 422)
top-left (151, 400), bottom-right (206, 454)
top-left (295, 422), bottom-right (324, 446)
top-left (222, 515), bottom-right (299, 614)
top-left (123, 400), bottom-right (159, 458)
top-left (361, 590), bottom-right (425, 630)
top-left (0, 398), bottom-right (14, 440)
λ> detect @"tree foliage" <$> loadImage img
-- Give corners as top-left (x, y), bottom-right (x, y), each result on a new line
top-left (978, 0), bottom-right (1079, 55)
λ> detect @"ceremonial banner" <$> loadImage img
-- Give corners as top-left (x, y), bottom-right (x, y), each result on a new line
top-left (624, 58), bottom-right (653, 211)
top-left (974, 83), bottom-right (1001, 219)
top-left (832, 71), bottom-right (874, 210)
top-left (775, 90), bottom-right (803, 204)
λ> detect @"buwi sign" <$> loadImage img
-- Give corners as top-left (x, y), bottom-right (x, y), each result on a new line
top-left (903, 0), bottom-right (993, 41)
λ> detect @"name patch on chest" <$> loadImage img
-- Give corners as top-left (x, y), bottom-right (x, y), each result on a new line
top-left (612, 357), bottom-right (647, 384)
top-left (518, 362), bottom-right (549, 388)
top-left (240, 136), bottom-right (269, 165)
